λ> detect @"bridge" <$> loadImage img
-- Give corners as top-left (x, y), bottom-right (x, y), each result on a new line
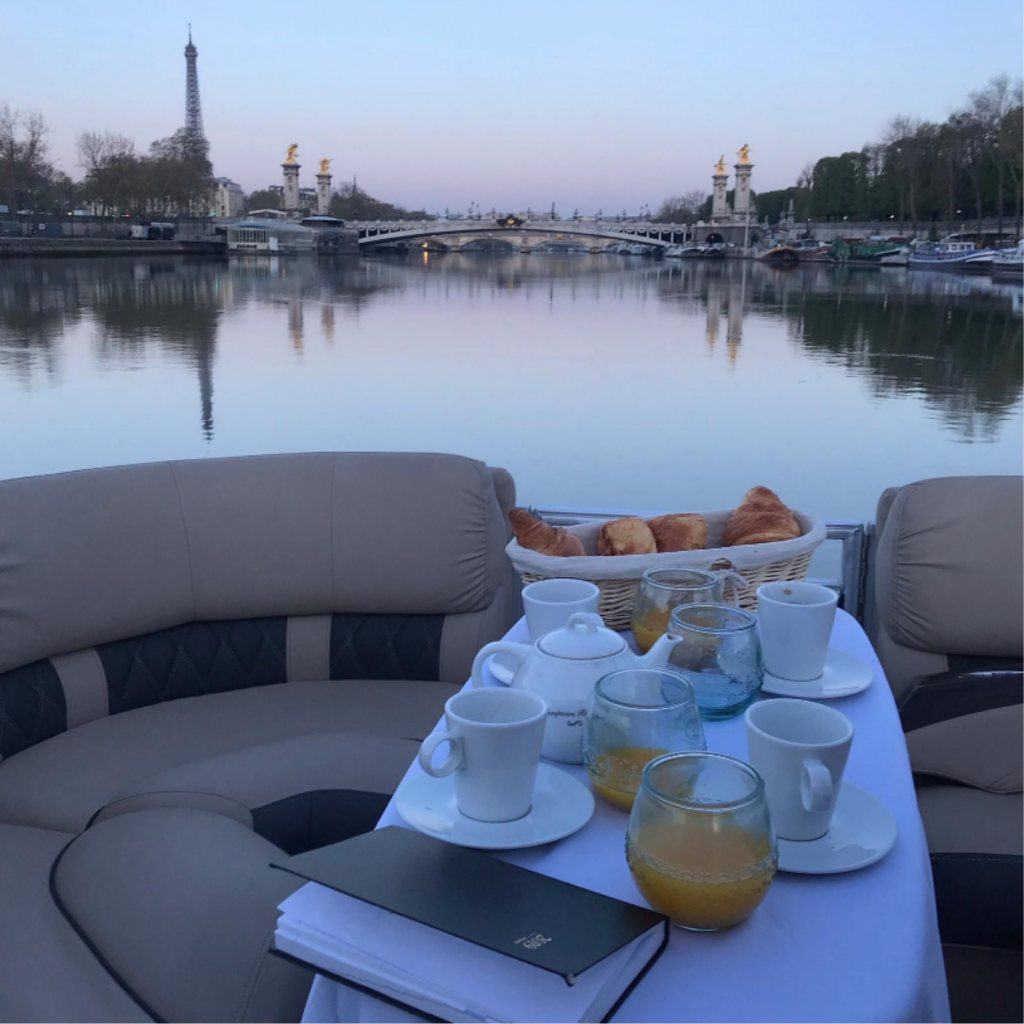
top-left (350, 216), bottom-right (699, 252)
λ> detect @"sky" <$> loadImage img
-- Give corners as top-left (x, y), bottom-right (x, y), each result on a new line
top-left (2, 0), bottom-right (1022, 214)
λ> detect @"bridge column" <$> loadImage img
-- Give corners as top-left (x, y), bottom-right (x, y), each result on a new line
top-left (283, 161), bottom-right (301, 214)
top-left (711, 166), bottom-right (729, 222)
top-left (734, 159), bottom-right (754, 221)
top-left (316, 171), bottom-right (331, 216)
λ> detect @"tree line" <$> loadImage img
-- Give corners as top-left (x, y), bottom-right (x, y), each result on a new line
top-left (655, 76), bottom-right (1023, 237)
top-left (245, 180), bottom-right (432, 221)
top-left (0, 104), bottom-right (428, 222)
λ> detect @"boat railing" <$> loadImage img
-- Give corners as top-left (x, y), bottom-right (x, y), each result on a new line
top-left (533, 508), bottom-right (871, 623)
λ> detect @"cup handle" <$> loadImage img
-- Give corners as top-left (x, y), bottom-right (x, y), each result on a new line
top-left (418, 731), bottom-right (462, 777)
top-left (800, 759), bottom-right (833, 813)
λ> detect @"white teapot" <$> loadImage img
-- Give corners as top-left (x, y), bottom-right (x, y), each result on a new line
top-left (470, 612), bottom-right (682, 764)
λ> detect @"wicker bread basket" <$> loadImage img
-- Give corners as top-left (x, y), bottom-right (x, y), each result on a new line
top-left (507, 509), bottom-right (827, 630)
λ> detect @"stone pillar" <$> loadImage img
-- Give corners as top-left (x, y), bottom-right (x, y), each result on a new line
top-left (282, 163), bottom-right (301, 215)
top-left (316, 173), bottom-right (332, 216)
top-left (733, 162), bottom-right (754, 221)
top-left (711, 170), bottom-right (729, 223)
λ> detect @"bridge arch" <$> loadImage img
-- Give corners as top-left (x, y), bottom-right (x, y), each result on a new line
top-left (355, 220), bottom-right (688, 250)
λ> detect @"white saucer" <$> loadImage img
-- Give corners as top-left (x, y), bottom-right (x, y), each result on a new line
top-left (395, 763), bottom-right (595, 850)
top-left (777, 782), bottom-right (897, 874)
top-left (761, 649), bottom-right (873, 699)
top-left (485, 652), bottom-right (518, 686)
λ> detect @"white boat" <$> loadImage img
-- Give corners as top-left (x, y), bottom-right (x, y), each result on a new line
top-left (991, 240), bottom-right (1024, 278)
top-left (663, 245), bottom-right (684, 258)
top-left (909, 236), bottom-right (996, 271)
top-left (627, 243), bottom-right (650, 256)
top-left (878, 247), bottom-right (910, 267)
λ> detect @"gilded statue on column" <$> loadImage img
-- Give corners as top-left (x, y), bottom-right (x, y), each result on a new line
top-left (715, 156), bottom-right (726, 174)
top-left (285, 144), bottom-right (299, 164)
top-left (737, 144), bottom-right (750, 164)
top-left (319, 158), bottom-right (331, 174)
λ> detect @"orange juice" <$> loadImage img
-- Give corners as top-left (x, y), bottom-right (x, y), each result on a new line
top-left (627, 818), bottom-right (776, 930)
top-left (587, 746), bottom-right (668, 811)
top-left (632, 610), bottom-right (672, 653)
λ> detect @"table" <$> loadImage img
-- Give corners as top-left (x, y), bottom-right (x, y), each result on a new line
top-left (302, 610), bottom-right (951, 1023)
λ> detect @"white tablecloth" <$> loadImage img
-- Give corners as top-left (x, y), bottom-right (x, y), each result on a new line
top-left (302, 610), bottom-right (950, 1023)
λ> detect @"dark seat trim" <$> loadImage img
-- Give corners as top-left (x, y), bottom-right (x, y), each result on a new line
top-left (899, 666), bottom-right (1023, 733)
top-left (931, 852), bottom-right (1024, 951)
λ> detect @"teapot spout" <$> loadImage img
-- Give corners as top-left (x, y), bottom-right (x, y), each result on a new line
top-left (640, 631), bottom-right (682, 669)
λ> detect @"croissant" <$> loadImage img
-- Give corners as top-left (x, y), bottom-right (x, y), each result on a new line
top-left (647, 513), bottom-right (708, 552)
top-left (598, 517), bottom-right (657, 556)
top-left (509, 508), bottom-right (585, 557)
top-left (723, 487), bottom-right (801, 547)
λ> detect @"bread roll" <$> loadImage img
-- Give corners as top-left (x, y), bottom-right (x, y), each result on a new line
top-left (510, 508), bottom-right (586, 557)
top-left (647, 513), bottom-right (708, 552)
top-left (598, 517), bottom-right (657, 556)
top-left (723, 487), bottom-right (801, 547)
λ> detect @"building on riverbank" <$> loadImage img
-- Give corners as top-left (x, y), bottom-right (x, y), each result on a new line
top-left (213, 178), bottom-right (244, 219)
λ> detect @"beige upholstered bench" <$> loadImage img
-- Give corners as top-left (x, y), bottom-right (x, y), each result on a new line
top-left (0, 452), bottom-right (520, 1022)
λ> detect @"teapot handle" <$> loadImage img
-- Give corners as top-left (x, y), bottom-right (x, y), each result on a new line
top-left (471, 641), bottom-right (535, 689)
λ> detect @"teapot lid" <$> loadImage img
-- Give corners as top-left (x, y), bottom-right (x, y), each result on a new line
top-left (538, 612), bottom-right (626, 660)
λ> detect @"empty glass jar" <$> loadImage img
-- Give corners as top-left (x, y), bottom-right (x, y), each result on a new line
top-left (667, 604), bottom-right (763, 720)
top-left (583, 668), bottom-right (706, 811)
top-left (631, 569), bottom-right (724, 653)
top-left (627, 752), bottom-right (778, 931)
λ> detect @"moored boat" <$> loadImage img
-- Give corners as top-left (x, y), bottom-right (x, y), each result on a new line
top-left (991, 240), bottom-right (1024, 278)
top-left (909, 235), bottom-right (996, 271)
top-left (794, 239), bottom-right (831, 262)
top-left (878, 247), bottom-right (911, 267)
top-left (756, 244), bottom-right (799, 266)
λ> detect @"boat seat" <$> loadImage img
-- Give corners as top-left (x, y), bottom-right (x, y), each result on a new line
top-left (870, 476), bottom-right (1023, 1021)
top-left (0, 822), bottom-right (151, 1023)
top-left (0, 452), bottom-right (520, 1021)
top-left (906, 701), bottom-right (1023, 1021)
top-left (0, 678), bottom-right (454, 835)
top-left (90, 731), bottom-right (425, 855)
top-left (51, 807), bottom-right (314, 1023)
top-left (869, 475), bottom-right (1023, 706)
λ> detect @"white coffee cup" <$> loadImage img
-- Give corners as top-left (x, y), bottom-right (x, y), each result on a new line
top-left (757, 581), bottom-right (839, 681)
top-left (522, 579), bottom-right (600, 640)
top-left (418, 688), bottom-right (547, 823)
top-left (745, 698), bottom-right (854, 841)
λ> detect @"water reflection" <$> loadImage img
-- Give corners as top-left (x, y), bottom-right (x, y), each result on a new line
top-left (0, 255), bottom-right (1019, 511)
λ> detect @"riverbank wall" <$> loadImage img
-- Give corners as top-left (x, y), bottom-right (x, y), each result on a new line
top-left (0, 238), bottom-right (227, 258)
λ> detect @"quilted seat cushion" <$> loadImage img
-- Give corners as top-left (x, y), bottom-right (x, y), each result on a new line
top-left (0, 678), bottom-right (456, 833)
top-left (52, 808), bottom-right (313, 1023)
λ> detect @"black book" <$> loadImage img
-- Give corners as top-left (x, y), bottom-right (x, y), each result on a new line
top-left (272, 826), bottom-right (668, 1023)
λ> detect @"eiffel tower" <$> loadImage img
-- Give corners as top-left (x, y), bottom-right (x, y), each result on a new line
top-left (184, 25), bottom-right (205, 142)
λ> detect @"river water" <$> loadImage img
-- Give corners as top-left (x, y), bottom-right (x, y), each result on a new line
top-left (0, 254), bottom-right (1020, 522)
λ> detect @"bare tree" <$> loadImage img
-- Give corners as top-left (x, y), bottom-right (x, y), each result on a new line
top-left (974, 75), bottom-right (1024, 238)
top-left (0, 104), bottom-right (52, 213)
top-left (885, 116), bottom-right (924, 235)
top-left (1002, 98), bottom-right (1023, 239)
top-left (653, 190), bottom-right (707, 224)
top-left (76, 131), bottom-right (138, 215)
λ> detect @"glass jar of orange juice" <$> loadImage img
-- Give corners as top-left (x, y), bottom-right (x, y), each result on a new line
top-left (630, 569), bottom-right (723, 654)
top-left (627, 752), bottom-right (777, 931)
top-left (583, 668), bottom-right (706, 811)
